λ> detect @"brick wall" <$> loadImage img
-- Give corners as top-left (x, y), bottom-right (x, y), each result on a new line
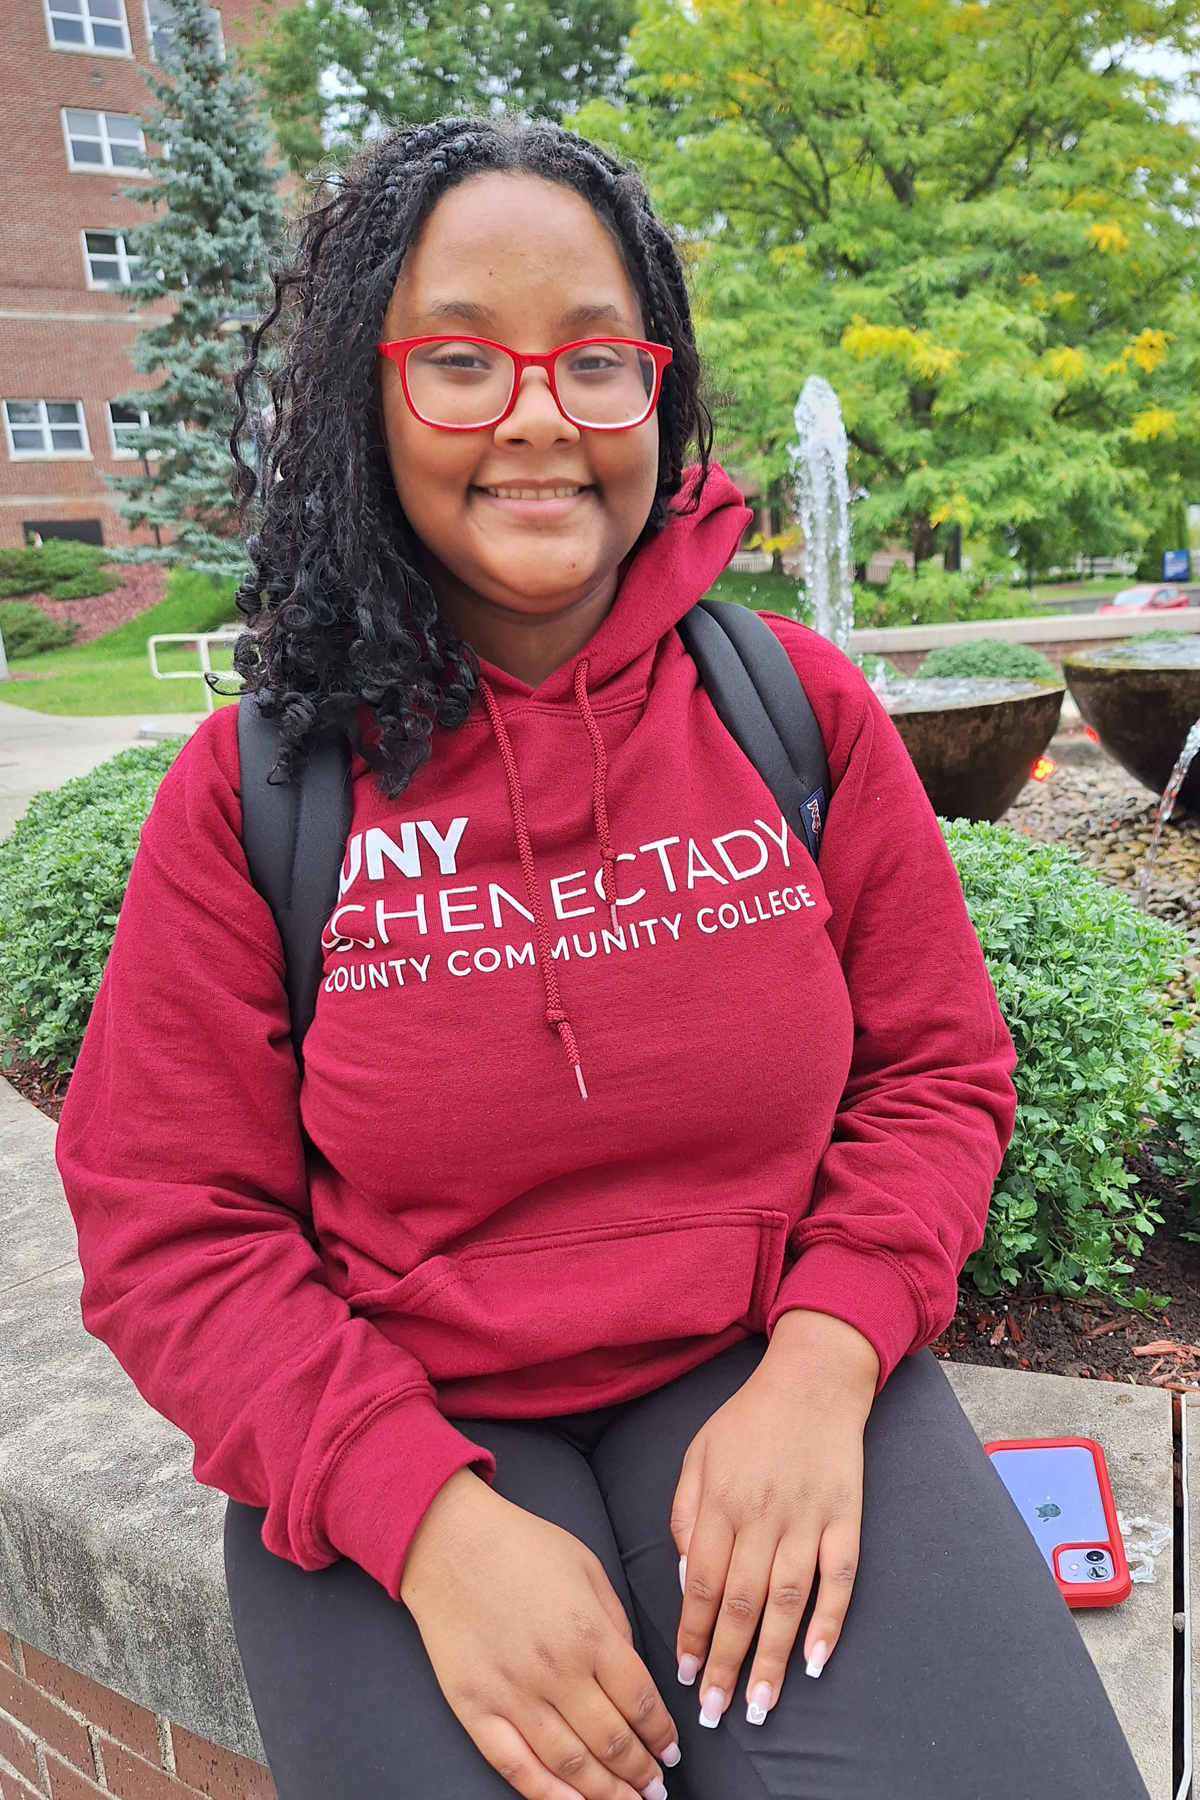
top-left (0, 1630), bottom-right (275, 1800)
top-left (0, 0), bottom-right (267, 547)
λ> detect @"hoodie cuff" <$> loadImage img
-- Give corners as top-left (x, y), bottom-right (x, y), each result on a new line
top-left (768, 1242), bottom-right (928, 1390)
top-left (317, 1393), bottom-right (496, 1598)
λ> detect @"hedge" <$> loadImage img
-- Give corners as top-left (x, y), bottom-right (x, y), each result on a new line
top-left (1, 751), bottom-right (1195, 1306)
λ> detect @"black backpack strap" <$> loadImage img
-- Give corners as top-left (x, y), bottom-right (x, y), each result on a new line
top-left (677, 599), bottom-right (832, 861)
top-left (236, 696), bottom-right (352, 1067)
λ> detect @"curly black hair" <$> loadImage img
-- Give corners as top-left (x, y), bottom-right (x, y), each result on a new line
top-left (230, 117), bottom-right (712, 797)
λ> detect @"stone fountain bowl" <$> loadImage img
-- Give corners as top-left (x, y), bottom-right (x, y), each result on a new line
top-left (1062, 637), bottom-right (1200, 811)
top-left (880, 678), bottom-right (1065, 822)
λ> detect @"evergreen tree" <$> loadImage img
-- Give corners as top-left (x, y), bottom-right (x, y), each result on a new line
top-left (109, 0), bottom-right (282, 572)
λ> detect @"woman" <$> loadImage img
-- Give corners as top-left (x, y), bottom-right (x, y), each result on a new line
top-left (57, 120), bottom-right (1148, 1800)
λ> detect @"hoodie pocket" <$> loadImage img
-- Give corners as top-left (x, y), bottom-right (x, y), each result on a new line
top-left (353, 1208), bottom-right (791, 1372)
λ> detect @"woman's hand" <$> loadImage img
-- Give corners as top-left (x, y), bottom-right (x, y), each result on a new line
top-left (400, 1469), bottom-right (681, 1800)
top-left (671, 1309), bottom-right (879, 1728)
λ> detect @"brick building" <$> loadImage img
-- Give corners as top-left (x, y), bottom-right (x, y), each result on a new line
top-left (0, 0), bottom-right (265, 549)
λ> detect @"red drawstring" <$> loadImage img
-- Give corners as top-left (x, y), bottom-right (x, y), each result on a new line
top-left (574, 658), bottom-right (619, 931)
top-left (478, 661), bottom-right (620, 1102)
top-left (479, 679), bottom-right (589, 1101)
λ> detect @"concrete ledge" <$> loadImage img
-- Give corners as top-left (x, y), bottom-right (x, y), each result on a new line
top-left (849, 606), bottom-right (1200, 656)
top-left (0, 1076), bottom-right (1175, 1791)
top-left (0, 1078), bottom-right (260, 1761)
top-left (947, 1362), bottom-right (1174, 1800)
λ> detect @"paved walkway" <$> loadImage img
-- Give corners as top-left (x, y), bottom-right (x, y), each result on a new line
top-left (0, 702), bottom-right (199, 839)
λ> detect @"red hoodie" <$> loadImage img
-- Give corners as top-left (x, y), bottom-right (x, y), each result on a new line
top-left (56, 466), bottom-right (1015, 1601)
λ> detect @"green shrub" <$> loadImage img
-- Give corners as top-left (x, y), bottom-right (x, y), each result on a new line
top-left (855, 564), bottom-right (1038, 629)
top-left (852, 653), bottom-right (903, 683)
top-left (0, 743), bottom-right (179, 1073)
top-left (1149, 1025), bottom-right (1200, 1214)
top-left (920, 639), bottom-right (1058, 682)
top-left (0, 602), bottom-right (79, 658)
top-left (944, 819), bottom-right (1184, 1301)
top-left (0, 542), bottom-right (119, 602)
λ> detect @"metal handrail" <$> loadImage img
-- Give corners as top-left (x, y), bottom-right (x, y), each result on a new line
top-left (146, 629), bottom-right (241, 714)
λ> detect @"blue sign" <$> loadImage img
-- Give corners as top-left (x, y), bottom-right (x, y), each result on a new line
top-left (1163, 548), bottom-right (1190, 580)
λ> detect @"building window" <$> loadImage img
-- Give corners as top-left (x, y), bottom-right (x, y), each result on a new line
top-left (3, 401), bottom-right (91, 460)
top-left (144, 0), bottom-right (222, 60)
top-left (106, 403), bottom-right (150, 457)
top-left (45, 0), bottom-right (130, 53)
top-left (62, 109), bottom-right (145, 173)
top-left (82, 229), bottom-right (141, 287)
top-left (23, 519), bottom-right (105, 546)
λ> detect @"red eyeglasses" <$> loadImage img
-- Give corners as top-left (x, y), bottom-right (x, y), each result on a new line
top-left (377, 335), bottom-right (673, 432)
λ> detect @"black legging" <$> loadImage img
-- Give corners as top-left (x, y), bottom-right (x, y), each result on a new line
top-left (225, 1342), bottom-right (1148, 1799)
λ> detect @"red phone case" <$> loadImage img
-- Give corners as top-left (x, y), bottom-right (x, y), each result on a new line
top-left (984, 1436), bottom-right (1132, 1608)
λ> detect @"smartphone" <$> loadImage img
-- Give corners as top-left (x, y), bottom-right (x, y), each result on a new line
top-left (984, 1437), bottom-right (1132, 1608)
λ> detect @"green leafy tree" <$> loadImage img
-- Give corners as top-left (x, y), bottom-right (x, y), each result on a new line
top-left (108, 0), bottom-right (282, 573)
top-left (255, 0), bottom-right (636, 174)
top-left (1136, 486), bottom-right (1190, 579)
top-left (578, 0), bottom-right (1200, 573)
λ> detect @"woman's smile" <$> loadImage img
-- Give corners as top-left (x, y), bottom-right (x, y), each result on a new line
top-left (477, 484), bottom-right (586, 500)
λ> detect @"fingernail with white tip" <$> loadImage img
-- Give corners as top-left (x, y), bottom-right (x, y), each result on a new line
top-left (661, 1742), bottom-right (681, 1767)
top-left (677, 1653), bottom-right (700, 1686)
top-left (745, 1681), bottom-right (772, 1725)
top-left (805, 1641), bottom-right (829, 1679)
top-left (678, 1554), bottom-right (687, 1594)
top-left (641, 1781), bottom-right (667, 1800)
top-left (698, 1687), bottom-right (726, 1728)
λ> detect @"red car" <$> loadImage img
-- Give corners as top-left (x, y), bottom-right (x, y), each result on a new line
top-left (1096, 583), bottom-right (1190, 614)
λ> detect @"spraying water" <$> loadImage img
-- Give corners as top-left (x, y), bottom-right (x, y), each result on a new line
top-left (1137, 713), bottom-right (1200, 909)
top-left (791, 375), bottom-right (854, 651)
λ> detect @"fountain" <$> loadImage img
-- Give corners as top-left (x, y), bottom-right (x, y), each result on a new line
top-left (791, 375), bottom-right (853, 651)
top-left (1062, 637), bottom-right (1200, 812)
top-left (878, 677), bottom-right (1065, 822)
top-left (1137, 715), bottom-right (1200, 908)
top-left (788, 374), bottom-right (1063, 818)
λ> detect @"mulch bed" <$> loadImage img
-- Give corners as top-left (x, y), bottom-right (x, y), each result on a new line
top-left (1, 564), bottom-right (166, 648)
top-left (933, 1155), bottom-right (1200, 1390)
top-left (6, 1056), bottom-right (70, 1122)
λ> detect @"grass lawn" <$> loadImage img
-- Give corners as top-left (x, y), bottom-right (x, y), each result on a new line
top-left (1022, 575), bottom-right (1131, 607)
top-left (0, 570), bottom-right (239, 717)
top-left (1, 647), bottom-right (239, 717)
top-left (702, 569), bottom-right (805, 617)
top-left (0, 562), bottom-right (1153, 718)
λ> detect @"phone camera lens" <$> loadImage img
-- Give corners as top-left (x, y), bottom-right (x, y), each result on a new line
top-left (1088, 1567), bottom-right (1106, 1579)
top-left (1086, 1550), bottom-right (1107, 1563)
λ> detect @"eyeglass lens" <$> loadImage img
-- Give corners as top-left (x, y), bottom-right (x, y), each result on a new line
top-left (404, 340), bottom-right (658, 429)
